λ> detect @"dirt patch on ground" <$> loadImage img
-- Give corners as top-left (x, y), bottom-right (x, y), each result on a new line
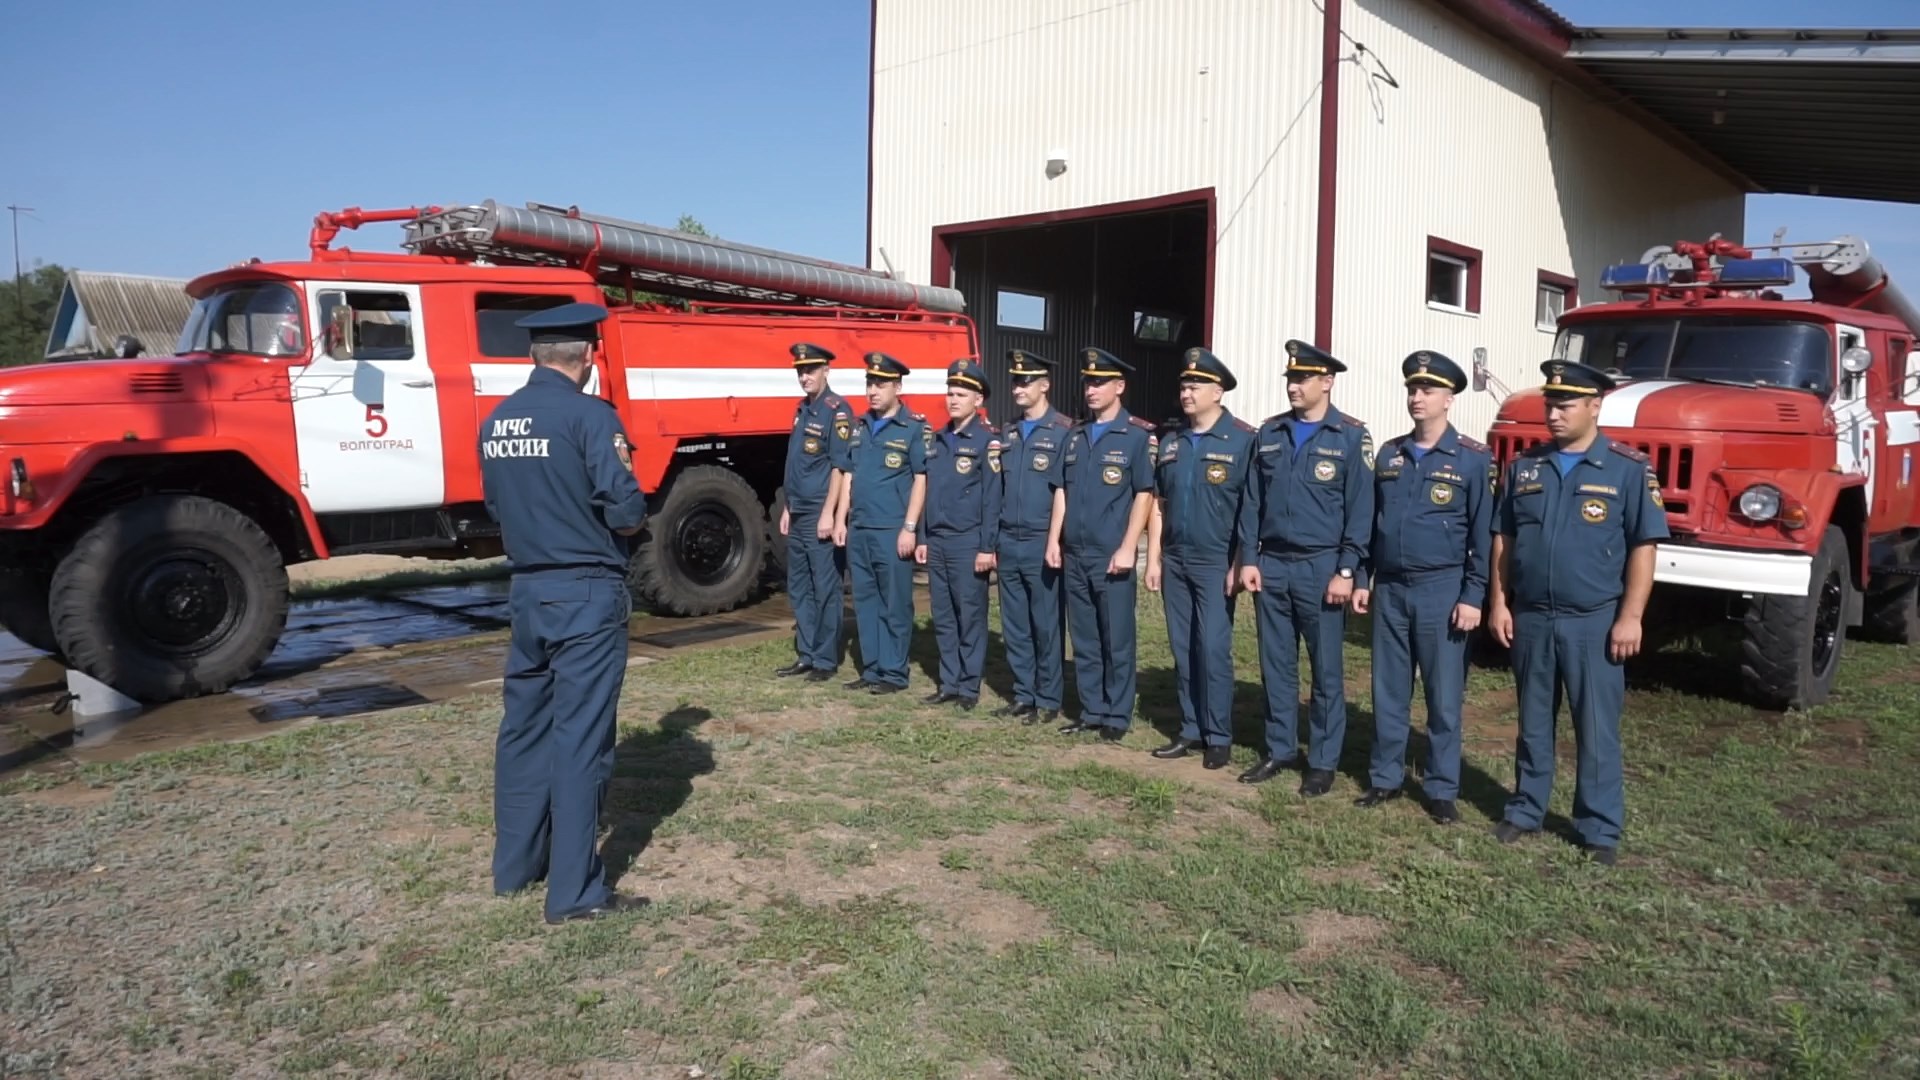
top-left (1246, 984), bottom-right (1321, 1035)
top-left (1291, 911), bottom-right (1388, 962)
top-left (705, 708), bottom-right (849, 742)
top-left (1303, 863), bottom-right (1386, 890)
top-left (14, 779), bottom-right (114, 810)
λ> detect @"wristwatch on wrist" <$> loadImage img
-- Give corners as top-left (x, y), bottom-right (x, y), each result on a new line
top-left (1337, 567), bottom-right (1354, 579)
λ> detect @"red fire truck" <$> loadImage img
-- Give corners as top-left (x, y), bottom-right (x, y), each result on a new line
top-left (0, 200), bottom-right (970, 702)
top-left (1488, 234), bottom-right (1920, 710)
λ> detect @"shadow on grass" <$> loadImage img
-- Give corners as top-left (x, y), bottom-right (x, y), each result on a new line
top-left (603, 705), bottom-right (716, 888)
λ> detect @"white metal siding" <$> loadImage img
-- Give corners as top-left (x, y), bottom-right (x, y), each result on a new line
top-left (870, 0), bottom-right (1324, 414)
top-left (1329, 0), bottom-right (1746, 443)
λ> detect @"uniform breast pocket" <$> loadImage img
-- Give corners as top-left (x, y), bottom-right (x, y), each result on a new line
top-left (1425, 478), bottom-right (1465, 515)
top-left (1309, 456), bottom-right (1343, 486)
top-left (1574, 492), bottom-right (1618, 530)
top-left (1509, 488), bottom-right (1546, 527)
top-left (953, 451), bottom-right (980, 477)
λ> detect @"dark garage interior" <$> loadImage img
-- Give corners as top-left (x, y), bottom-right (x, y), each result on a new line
top-left (938, 197), bottom-right (1214, 428)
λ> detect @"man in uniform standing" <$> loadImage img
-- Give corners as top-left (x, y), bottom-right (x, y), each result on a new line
top-left (1236, 340), bottom-right (1374, 794)
top-left (916, 358), bottom-right (1003, 710)
top-left (836, 352), bottom-right (929, 695)
top-left (1051, 347), bottom-right (1156, 741)
top-left (479, 301), bottom-right (650, 924)
top-left (994, 350), bottom-right (1073, 724)
top-left (1350, 350), bottom-right (1493, 824)
top-left (1487, 360), bottom-right (1667, 865)
top-left (1146, 348), bottom-right (1256, 770)
top-left (774, 342), bottom-right (855, 683)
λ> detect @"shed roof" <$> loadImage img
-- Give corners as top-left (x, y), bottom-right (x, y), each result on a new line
top-left (46, 270), bottom-right (195, 360)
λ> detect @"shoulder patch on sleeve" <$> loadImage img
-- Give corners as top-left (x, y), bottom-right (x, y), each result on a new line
top-left (1609, 442), bottom-right (1650, 463)
top-left (1359, 428), bottom-right (1375, 468)
top-left (1457, 434), bottom-right (1488, 453)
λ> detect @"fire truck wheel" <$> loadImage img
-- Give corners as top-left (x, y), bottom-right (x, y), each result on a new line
top-left (766, 487), bottom-right (790, 581)
top-left (48, 495), bottom-right (290, 703)
top-left (628, 465), bottom-right (768, 617)
top-left (1740, 524), bottom-right (1849, 711)
top-left (0, 567), bottom-right (61, 659)
top-left (1860, 576), bottom-right (1920, 645)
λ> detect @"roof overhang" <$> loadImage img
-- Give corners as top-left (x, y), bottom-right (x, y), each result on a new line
top-left (1567, 28), bottom-right (1920, 204)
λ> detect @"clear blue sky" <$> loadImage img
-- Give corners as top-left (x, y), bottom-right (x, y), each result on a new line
top-left (4, 0), bottom-right (1916, 293)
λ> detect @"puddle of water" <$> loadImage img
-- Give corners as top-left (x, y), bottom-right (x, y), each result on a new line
top-left (632, 618), bottom-right (779, 649)
top-left (246, 682), bottom-right (435, 724)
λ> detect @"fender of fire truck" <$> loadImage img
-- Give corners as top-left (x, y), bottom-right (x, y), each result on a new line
top-left (1710, 465), bottom-right (1871, 581)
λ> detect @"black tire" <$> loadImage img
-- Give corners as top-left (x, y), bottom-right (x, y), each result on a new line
top-left (1860, 574), bottom-right (1920, 644)
top-left (0, 567), bottom-right (61, 659)
top-left (766, 486), bottom-right (790, 582)
top-left (627, 465), bottom-right (767, 616)
top-left (49, 495), bottom-right (289, 703)
top-left (1739, 524), bottom-right (1850, 711)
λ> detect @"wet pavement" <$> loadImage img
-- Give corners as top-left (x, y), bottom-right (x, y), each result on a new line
top-left (0, 579), bottom-right (800, 780)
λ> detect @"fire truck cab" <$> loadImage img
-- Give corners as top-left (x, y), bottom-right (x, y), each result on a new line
top-left (1489, 235), bottom-right (1920, 711)
top-left (0, 201), bottom-right (968, 702)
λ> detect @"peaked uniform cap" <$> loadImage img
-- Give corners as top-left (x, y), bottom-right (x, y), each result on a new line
top-left (1539, 359), bottom-right (1614, 397)
top-left (790, 342), bottom-right (835, 367)
top-left (515, 301), bottom-right (608, 344)
top-left (1284, 338), bottom-right (1346, 375)
top-left (1402, 349), bottom-right (1466, 391)
top-left (1079, 347), bottom-right (1133, 379)
top-left (864, 351), bottom-right (910, 380)
top-left (1179, 346), bottom-right (1237, 392)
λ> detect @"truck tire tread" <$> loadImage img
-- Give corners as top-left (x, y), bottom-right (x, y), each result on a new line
top-left (628, 465), bottom-right (768, 617)
top-left (0, 568), bottom-right (61, 659)
top-left (1738, 524), bottom-right (1847, 711)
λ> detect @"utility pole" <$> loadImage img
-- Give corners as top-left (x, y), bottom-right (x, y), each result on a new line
top-left (6, 204), bottom-right (32, 322)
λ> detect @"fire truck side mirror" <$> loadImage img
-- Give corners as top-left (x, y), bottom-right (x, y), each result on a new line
top-left (1471, 347), bottom-right (1489, 392)
top-left (1841, 346), bottom-right (1873, 375)
top-left (324, 304), bottom-right (357, 363)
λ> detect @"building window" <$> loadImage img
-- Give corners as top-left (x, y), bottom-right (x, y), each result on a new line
top-left (995, 288), bottom-right (1050, 332)
top-left (1133, 309), bottom-right (1185, 344)
top-left (1537, 270), bottom-right (1578, 331)
top-left (1426, 236), bottom-right (1482, 315)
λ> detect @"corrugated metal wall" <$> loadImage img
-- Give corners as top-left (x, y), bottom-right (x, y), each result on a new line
top-left (870, 0), bottom-right (1324, 419)
top-left (1329, 0), bottom-right (1746, 443)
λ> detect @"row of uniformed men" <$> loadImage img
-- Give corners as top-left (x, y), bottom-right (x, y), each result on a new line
top-left (775, 338), bottom-right (1667, 864)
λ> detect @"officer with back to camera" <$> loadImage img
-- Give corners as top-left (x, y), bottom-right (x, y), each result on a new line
top-left (1349, 350), bottom-right (1493, 825)
top-left (479, 301), bottom-right (650, 924)
top-left (1051, 347), bottom-right (1157, 741)
top-left (1486, 359), bottom-right (1668, 867)
top-left (1145, 347), bottom-right (1256, 770)
top-left (915, 358), bottom-right (1003, 710)
top-left (993, 349), bottom-right (1073, 724)
top-left (774, 342), bottom-right (855, 683)
top-left (834, 351), bottom-right (930, 695)
top-left (1236, 339), bottom-right (1374, 795)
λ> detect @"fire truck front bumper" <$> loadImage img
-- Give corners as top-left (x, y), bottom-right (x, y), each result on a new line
top-left (1651, 542), bottom-right (1811, 598)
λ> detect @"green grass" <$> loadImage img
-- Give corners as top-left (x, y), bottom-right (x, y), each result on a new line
top-left (3, 587), bottom-right (1917, 1078)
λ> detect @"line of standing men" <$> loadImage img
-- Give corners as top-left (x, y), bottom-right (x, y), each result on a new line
top-left (772, 338), bottom-right (1665, 865)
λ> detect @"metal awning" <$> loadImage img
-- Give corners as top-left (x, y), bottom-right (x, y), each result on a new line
top-left (1566, 28), bottom-right (1920, 203)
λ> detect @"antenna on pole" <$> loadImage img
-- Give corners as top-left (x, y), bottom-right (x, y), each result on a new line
top-left (5, 204), bottom-right (33, 323)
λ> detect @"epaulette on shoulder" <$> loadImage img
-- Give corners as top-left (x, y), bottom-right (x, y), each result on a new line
top-left (1519, 442), bottom-right (1556, 459)
top-left (907, 411), bottom-right (928, 424)
top-left (1457, 434), bottom-right (1488, 453)
top-left (981, 419), bottom-right (1000, 434)
top-left (1609, 441), bottom-right (1649, 463)
top-left (1264, 413), bottom-right (1288, 426)
top-left (1047, 413), bottom-right (1073, 429)
top-left (825, 392), bottom-right (848, 411)
top-left (1233, 416), bottom-right (1256, 433)
top-left (1128, 415), bottom-right (1156, 432)
top-left (1341, 412), bottom-right (1367, 428)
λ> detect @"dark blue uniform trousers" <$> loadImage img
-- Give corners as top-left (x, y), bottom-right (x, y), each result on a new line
top-left (1065, 551), bottom-right (1137, 730)
top-left (493, 570), bottom-right (630, 920)
top-left (1368, 571), bottom-right (1467, 799)
top-left (849, 526), bottom-right (915, 687)
top-left (1506, 610), bottom-right (1626, 847)
top-left (1162, 551), bottom-right (1236, 747)
top-left (927, 535), bottom-right (988, 698)
top-left (1255, 549), bottom-right (1349, 770)
top-left (786, 512), bottom-right (844, 672)
top-left (996, 538), bottom-right (1064, 711)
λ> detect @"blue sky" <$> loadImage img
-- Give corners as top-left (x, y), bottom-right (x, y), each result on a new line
top-left (4, 0), bottom-right (1916, 292)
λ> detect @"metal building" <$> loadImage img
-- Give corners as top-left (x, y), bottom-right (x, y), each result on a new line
top-left (43, 270), bottom-right (194, 362)
top-left (865, 0), bottom-right (1911, 436)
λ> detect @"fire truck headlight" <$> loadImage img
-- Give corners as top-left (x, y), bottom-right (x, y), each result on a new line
top-left (8, 458), bottom-right (26, 500)
top-left (1737, 484), bottom-right (1783, 523)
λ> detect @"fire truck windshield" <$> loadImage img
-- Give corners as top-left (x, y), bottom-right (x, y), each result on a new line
top-left (175, 282), bottom-right (307, 358)
top-left (1552, 316), bottom-right (1833, 398)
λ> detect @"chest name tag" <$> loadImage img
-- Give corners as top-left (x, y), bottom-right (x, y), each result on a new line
top-left (1313, 446), bottom-right (1345, 458)
top-left (1515, 482), bottom-right (1545, 495)
top-left (1577, 483), bottom-right (1619, 497)
top-left (1204, 452), bottom-right (1235, 463)
top-left (884, 439), bottom-right (909, 451)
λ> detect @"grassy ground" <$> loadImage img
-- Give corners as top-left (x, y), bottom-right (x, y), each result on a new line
top-left (3, 589), bottom-right (1916, 1079)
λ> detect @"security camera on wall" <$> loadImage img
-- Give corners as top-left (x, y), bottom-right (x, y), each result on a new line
top-left (1045, 150), bottom-right (1068, 179)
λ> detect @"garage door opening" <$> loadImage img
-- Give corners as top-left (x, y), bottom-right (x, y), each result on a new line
top-left (931, 191), bottom-right (1215, 428)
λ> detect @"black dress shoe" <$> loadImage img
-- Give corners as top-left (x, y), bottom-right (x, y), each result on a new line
top-left (1098, 726), bottom-right (1125, 742)
top-left (1152, 738), bottom-right (1197, 759)
top-left (869, 682), bottom-right (905, 695)
top-left (991, 702), bottom-right (1035, 718)
top-left (1030, 709), bottom-right (1059, 726)
top-left (1492, 820), bottom-right (1538, 844)
top-left (1299, 769), bottom-right (1335, 797)
top-left (1203, 745), bottom-right (1232, 769)
top-left (1583, 845), bottom-right (1618, 867)
top-left (1237, 757), bottom-right (1295, 784)
top-left (1426, 799), bottom-right (1460, 825)
top-left (804, 668), bottom-right (835, 682)
top-left (774, 662), bottom-right (814, 678)
top-left (923, 690), bottom-right (956, 705)
top-left (845, 677), bottom-right (876, 691)
top-left (1058, 719), bottom-right (1098, 735)
top-left (1354, 786), bottom-right (1402, 808)
top-left (956, 697), bottom-right (977, 711)
top-left (544, 892), bottom-right (649, 925)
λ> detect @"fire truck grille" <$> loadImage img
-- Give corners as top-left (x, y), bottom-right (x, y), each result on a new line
top-left (1492, 436), bottom-right (1695, 498)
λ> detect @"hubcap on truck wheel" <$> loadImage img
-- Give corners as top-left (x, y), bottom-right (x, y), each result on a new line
top-left (124, 550), bottom-right (244, 655)
top-left (670, 502), bottom-right (745, 588)
top-left (1812, 566), bottom-right (1843, 675)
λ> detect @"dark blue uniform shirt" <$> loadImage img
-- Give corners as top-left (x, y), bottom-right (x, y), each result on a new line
top-left (1496, 435), bottom-right (1670, 616)
top-left (784, 389), bottom-right (855, 516)
top-left (1059, 410), bottom-right (1156, 553)
top-left (1154, 408), bottom-right (1256, 562)
top-left (1239, 410), bottom-right (1375, 572)
top-left (847, 407), bottom-right (931, 529)
top-left (1363, 426), bottom-right (1495, 607)
top-left (479, 365), bottom-right (649, 574)
top-left (922, 417), bottom-right (1004, 548)
top-left (999, 408), bottom-right (1073, 543)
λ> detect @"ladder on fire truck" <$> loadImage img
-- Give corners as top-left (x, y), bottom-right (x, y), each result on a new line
top-left (399, 199), bottom-right (968, 315)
